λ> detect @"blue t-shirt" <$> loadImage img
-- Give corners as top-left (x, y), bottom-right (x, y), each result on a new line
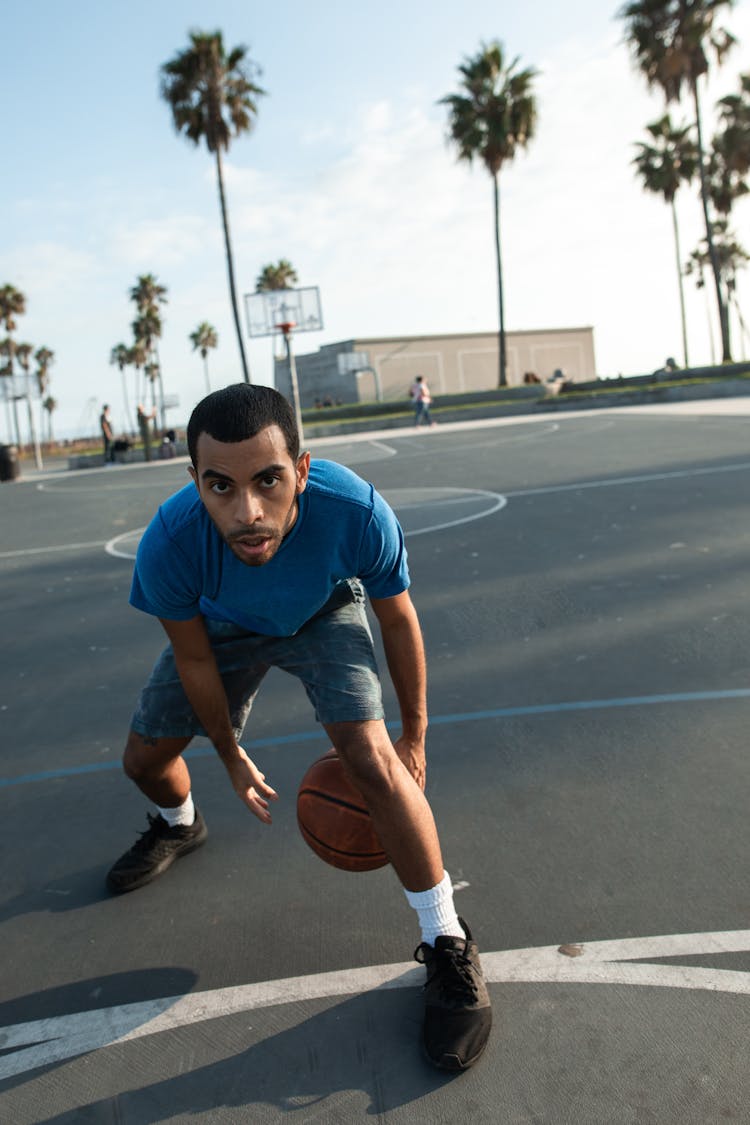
top-left (129, 459), bottom-right (409, 636)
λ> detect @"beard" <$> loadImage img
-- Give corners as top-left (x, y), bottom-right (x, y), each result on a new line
top-left (224, 526), bottom-right (283, 567)
top-left (205, 496), bottom-right (299, 568)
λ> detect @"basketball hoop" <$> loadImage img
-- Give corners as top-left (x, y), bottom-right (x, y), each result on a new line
top-left (275, 322), bottom-right (296, 335)
top-left (244, 287), bottom-right (323, 339)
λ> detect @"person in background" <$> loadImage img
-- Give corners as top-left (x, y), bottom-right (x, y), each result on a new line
top-left (100, 404), bottom-right (115, 464)
top-left (413, 376), bottom-right (436, 427)
top-left (137, 404), bottom-right (157, 462)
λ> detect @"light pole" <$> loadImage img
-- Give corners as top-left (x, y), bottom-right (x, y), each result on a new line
top-left (277, 321), bottom-right (304, 444)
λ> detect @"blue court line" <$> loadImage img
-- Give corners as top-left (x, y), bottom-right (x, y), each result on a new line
top-left (2, 688), bottom-right (750, 790)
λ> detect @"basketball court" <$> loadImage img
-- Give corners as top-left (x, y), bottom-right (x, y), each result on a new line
top-left (1, 401), bottom-right (749, 1122)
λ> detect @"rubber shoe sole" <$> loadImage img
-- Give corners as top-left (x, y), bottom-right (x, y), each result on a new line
top-left (416, 918), bottom-right (492, 1070)
top-left (107, 811), bottom-right (208, 894)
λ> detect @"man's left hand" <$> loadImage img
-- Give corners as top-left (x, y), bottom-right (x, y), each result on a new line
top-left (393, 735), bottom-right (426, 791)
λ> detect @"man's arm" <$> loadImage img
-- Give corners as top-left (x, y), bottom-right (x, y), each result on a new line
top-left (159, 616), bottom-right (278, 821)
top-left (369, 590), bottom-right (428, 789)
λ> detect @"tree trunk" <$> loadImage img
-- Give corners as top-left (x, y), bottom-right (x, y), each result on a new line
top-left (692, 77), bottom-right (731, 362)
top-left (493, 173), bottom-right (507, 387)
top-left (215, 147), bottom-right (251, 383)
top-left (154, 342), bottom-right (166, 431)
top-left (203, 353), bottom-right (211, 394)
top-left (120, 368), bottom-right (132, 437)
top-left (670, 199), bottom-right (689, 367)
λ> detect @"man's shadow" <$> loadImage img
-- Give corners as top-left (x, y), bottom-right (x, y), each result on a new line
top-left (33, 986), bottom-right (462, 1121)
top-left (0, 867), bottom-right (110, 926)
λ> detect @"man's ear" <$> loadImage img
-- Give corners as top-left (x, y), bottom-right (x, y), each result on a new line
top-left (296, 451), bottom-right (311, 493)
top-left (188, 464), bottom-right (198, 486)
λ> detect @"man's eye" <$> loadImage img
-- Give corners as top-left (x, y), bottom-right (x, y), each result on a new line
top-left (211, 481), bottom-right (231, 494)
top-left (261, 475), bottom-right (279, 488)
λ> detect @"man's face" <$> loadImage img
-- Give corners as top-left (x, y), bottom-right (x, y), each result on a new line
top-left (189, 425), bottom-right (310, 567)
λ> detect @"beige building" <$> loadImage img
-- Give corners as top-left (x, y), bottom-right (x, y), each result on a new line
top-left (276, 327), bottom-right (596, 408)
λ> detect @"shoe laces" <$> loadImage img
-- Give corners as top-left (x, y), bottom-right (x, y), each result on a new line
top-left (415, 940), bottom-right (480, 1003)
top-left (130, 813), bottom-right (168, 853)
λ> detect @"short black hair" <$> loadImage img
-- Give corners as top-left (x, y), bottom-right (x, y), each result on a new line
top-left (187, 384), bottom-right (300, 467)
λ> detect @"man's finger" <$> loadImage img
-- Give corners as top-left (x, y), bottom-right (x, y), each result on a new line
top-left (247, 794), bottom-right (273, 822)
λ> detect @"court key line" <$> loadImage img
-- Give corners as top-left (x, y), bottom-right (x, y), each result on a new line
top-left (2, 688), bottom-right (750, 789)
top-left (1, 928), bottom-right (748, 1080)
top-left (0, 540), bottom-right (109, 560)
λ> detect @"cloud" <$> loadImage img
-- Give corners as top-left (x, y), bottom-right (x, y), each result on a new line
top-left (219, 19), bottom-right (749, 376)
top-left (107, 213), bottom-right (216, 270)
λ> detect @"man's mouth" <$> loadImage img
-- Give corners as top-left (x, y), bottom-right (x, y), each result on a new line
top-left (228, 532), bottom-right (277, 560)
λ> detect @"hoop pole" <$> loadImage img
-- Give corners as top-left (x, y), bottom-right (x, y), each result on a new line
top-left (277, 323), bottom-right (304, 444)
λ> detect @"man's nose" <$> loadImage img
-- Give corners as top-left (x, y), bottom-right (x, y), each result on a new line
top-left (235, 489), bottom-right (263, 524)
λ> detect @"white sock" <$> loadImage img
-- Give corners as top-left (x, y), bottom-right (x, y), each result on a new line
top-left (403, 870), bottom-right (464, 946)
top-left (157, 792), bottom-right (195, 828)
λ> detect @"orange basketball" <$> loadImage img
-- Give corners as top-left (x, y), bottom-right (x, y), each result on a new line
top-left (297, 749), bottom-right (389, 872)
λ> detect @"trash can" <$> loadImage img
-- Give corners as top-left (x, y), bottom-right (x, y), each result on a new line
top-left (0, 444), bottom-right (20, 482)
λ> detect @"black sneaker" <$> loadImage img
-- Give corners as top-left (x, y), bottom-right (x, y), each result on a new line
top-left (414, 917), bottom-right (492, 1071)
top-left (106, 809), bottom-right (208, 893)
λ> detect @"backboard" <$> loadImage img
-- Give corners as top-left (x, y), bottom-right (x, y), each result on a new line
top-left (337, 351), bottom-right (371, 375)
top-left (244, 287), bottom-right (323, 338)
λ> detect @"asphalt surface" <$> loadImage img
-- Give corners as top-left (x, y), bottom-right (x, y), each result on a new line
top-left (1, 401), bottom-right (749, 1123)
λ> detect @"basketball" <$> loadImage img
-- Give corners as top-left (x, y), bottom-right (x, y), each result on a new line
top-left (297, 749), bottom-right (389, 872)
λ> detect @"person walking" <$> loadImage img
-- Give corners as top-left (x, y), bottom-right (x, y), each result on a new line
top-left (100, 404), bottom-right (115, 463)
top-left (107, 383), bottom-right (491, 1072)
top-left (412, 375), bottom-right (436, 427)
top-left (137, 403), bottom-right (157, 462)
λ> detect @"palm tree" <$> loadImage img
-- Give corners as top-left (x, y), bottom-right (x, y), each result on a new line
top-left (440, 42), bottom-right (537, 387)
top-left (12, 340), bottom-right (43, 468)
top-left (130, 274), bottom-right (168, 427)
top-left (144, 361), bottom-right (161, 411)
top-left (619, 0), bottom-right (737, 361)
top-left (34, 346), bottom-right (54, 442)
top-left (110, 342), bottom-right (133, 432)
top-left (0, 284), bottom-right (25, 444)
top-left (716, 71), bottom-right (750, 175)
top-left (14, 342), bottom-right (34, 454)
top-left (15, 342), bottom-right (33, 379)
top-left (686, 219), bottom-right (749, 355)
top-left (130, 273), bottom-right (168, 312)
top-left (255, 259), bottom-right (298, 292)
top-left (633, 114), bottom-right (699, 365)
top-left (255, 259), bottom-right (299, 364)
top-left (35, 346), bottom-right (54, 394)
top-left (127, 340), bottom-right (149, 412)
top-left (161, 30), bottom-right (266, 384)
top-left (190, 321), bottom-right (219, 393)
top-left (710, 72), bottom-right (750, 213)
top-left (43, 395), bottom-right (57, 442)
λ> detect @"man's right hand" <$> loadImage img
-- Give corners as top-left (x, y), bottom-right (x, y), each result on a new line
top-left (225, 746), bottom-right (279, 823)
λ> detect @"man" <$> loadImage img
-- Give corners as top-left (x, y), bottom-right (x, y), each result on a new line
top-left (100, 404), bottom-right (115, 463)
top-left (108, 384), bottom-right (491, 1071)
top-left (137, 403), bottom-right (157, 462)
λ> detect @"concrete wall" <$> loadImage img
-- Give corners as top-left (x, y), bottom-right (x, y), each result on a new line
top-left (277, 328), bottom-right (596, 408)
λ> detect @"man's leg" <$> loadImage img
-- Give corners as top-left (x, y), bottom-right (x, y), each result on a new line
top-left (122, 731), bottom-right (193, 807)
top-left (325, 718), bottom-right (492, 1071)
top-left (324, 719), bottom-right (442, 891)
top-left (107, 732), bottom-right (207, 893)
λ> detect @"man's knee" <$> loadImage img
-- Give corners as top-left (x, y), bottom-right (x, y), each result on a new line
top-left (329, 723), bottom-right (402, 797)
top-left (122, 731), bottom-right (189, 783)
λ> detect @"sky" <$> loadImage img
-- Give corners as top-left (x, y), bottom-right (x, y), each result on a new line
top-left (3, 0), bottom-right (749, 440)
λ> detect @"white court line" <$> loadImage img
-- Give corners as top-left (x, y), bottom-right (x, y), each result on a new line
top-left (0, 540), bottom-right (108, 560)
top-left (101, 490), bottom-right (508, 561)
top-left (105, 528), bottom-right (147, 560)
top-left (394, 487), bottom-right (506, 537)
top-left (505, 458), bottom-right (750, 498)
top-left (1, 928), bottom-right (748, 1079)
top-left (11, 453), bottom-right (750, 561)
